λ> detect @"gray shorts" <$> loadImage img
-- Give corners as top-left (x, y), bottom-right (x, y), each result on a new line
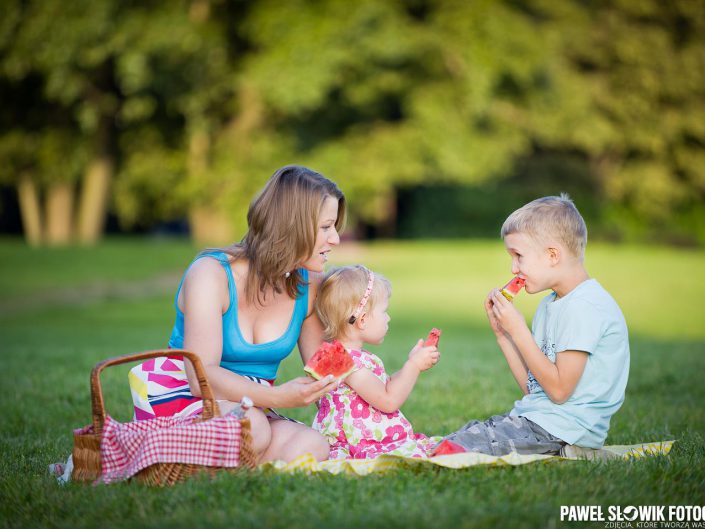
top-left (441, 413), bottom-right (566, 456)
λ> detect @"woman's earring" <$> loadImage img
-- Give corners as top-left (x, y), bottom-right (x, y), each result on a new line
top-left (284, 271), bottom-right (291, 278)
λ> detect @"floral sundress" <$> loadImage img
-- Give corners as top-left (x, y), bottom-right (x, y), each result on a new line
top-left (312, 348), bottom-right (441, 459)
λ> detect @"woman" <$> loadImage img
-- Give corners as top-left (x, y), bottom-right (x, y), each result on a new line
top-left (169, 165), bottom-right (344, 463)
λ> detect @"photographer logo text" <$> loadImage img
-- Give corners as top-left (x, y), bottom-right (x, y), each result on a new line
top-left (560, 505), bottom-right (705, 528)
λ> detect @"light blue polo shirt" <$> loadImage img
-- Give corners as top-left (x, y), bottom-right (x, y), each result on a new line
top-left (510, 279), bottom-right (630, 448)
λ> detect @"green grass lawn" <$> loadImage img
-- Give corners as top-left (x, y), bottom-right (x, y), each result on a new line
top-left (1, 237), bottom-right (704, 529)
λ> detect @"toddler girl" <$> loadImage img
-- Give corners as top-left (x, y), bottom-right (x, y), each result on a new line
top-left (312, 265), bottom-right (441, 459)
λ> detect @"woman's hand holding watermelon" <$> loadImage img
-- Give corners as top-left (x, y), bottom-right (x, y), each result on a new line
top-left (275, 375), bottom-right (339, 407)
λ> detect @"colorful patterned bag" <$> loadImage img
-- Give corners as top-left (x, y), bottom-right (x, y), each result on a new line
top-left (129, 355), bottom-right (203, 420)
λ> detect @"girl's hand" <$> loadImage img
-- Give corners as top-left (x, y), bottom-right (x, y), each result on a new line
top-left (276, 376), bottom-right (338, 407)
top-left (408, 339), bottom-right (440, 372)
top-left (490, 289), bottom-right (526, 338)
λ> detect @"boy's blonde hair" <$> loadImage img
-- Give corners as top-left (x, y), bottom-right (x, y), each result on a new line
top-left (315, 265), bottom-right (392, 341)
top-left (501, 193), bottom-right (588, 259)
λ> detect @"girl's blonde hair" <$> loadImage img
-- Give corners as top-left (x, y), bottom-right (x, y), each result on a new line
top-left (213, 165), bottom-right (346, 304)
top-left (501, 193), bottom-right (587, 259)
top-left (315, 265), bottom-right (392, 341)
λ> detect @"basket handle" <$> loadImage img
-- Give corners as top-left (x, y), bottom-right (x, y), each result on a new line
top-left (90, 349), bottom-right (220, 435)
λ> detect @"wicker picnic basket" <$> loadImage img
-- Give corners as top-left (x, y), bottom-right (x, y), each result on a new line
top-left (71, 349), bottom-right (256, 486)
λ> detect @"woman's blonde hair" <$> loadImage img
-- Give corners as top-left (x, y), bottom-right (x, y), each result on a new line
top-left (315, 265), bottom-right (392, 341)
top-left (501, 193), bottom-right (587, 259)
top-left (212, 165), bottom-right (346, 304)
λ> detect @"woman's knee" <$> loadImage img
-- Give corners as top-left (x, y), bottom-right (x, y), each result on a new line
top-left (261, 421), bottom-right (330, 463)
top-left (297, 429), bottom-right (330, 461)
top-left (245, 408), bottom-right (272, 456)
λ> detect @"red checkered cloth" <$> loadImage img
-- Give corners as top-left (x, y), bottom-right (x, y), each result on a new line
top-left (94, 414), bottom-right (244, 484)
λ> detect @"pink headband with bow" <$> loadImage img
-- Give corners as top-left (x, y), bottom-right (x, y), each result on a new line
top-left (348, 269), bottom-right (375, 324)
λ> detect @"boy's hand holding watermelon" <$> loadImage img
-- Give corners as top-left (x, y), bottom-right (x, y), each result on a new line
top-left (485, 277), bottom-right (525, 338)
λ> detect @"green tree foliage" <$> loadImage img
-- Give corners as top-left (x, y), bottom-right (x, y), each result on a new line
top-left (533, 0), bottom-right (705, 243)
top-left (240, 0), bottom-right (560, 226)
top-left (113, 1), bottom-right (294, 240)
top-left (1, 0), bottom-right (703, 244)
top-left (1, 0), bottom-right (126, 244)
top-left (0, 70), bottom-right (87, 245)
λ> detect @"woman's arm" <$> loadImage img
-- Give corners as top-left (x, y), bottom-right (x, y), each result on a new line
top-left (182, 260), bottom-right (337, 408)
top-left (298, 271), bottom-right (326, 365)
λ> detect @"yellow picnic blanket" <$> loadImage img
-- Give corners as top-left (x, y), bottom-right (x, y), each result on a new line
top-left (262, 440), bottom-right (674, 476)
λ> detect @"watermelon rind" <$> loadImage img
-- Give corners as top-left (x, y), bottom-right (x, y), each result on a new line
top-left (500, 288), bottom-right (516, 301)
top-left (304, 363), bottom-right (357, 381)
top-left (500, 277), bottom-right (525, 301)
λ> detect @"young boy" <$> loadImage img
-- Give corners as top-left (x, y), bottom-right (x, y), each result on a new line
top-left (434, 194), bottom-right (630, 457)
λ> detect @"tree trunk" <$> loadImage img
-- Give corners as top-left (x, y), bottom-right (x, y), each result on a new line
top-left (76, 110), bottom-right (114, 245)
top-left (189, 207), bottom-right (234, 246)
top-left (186, 128), bottom-right (233, 245)
top-left (189, 0), bottom-right (210, 22)
top-left (45, 181), bottom-right (74, 245)
top-left (187, 128), bottom-right (209, 178)
top-left (16, 172), bottom-right (43, 246)
top-left (376, 191), bottom-right (398, 238)
top-left (76, 153), bottom-right (113, 245)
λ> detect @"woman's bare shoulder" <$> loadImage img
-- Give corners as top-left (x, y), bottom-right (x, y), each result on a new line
top-left (182, 255), bottom-right (230, 292)
top-left (179, 255), bottom-right (234, 313)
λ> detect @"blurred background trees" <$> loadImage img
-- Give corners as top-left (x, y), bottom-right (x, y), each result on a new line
top-left (1, 0), bottom-right (704, 246)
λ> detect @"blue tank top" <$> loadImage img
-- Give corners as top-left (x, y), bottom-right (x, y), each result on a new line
top-left (168, 251), bottom-right (309, 380)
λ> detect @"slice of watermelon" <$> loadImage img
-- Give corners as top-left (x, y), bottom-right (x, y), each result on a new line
top-left (432, 439), bottom-right (466, 456)
top-left (500, 276), bottom-right (526, 301)
top-left (424, 328), bottom-right (442, 347)
top-left (304, 340), bottom-right (356, 380)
